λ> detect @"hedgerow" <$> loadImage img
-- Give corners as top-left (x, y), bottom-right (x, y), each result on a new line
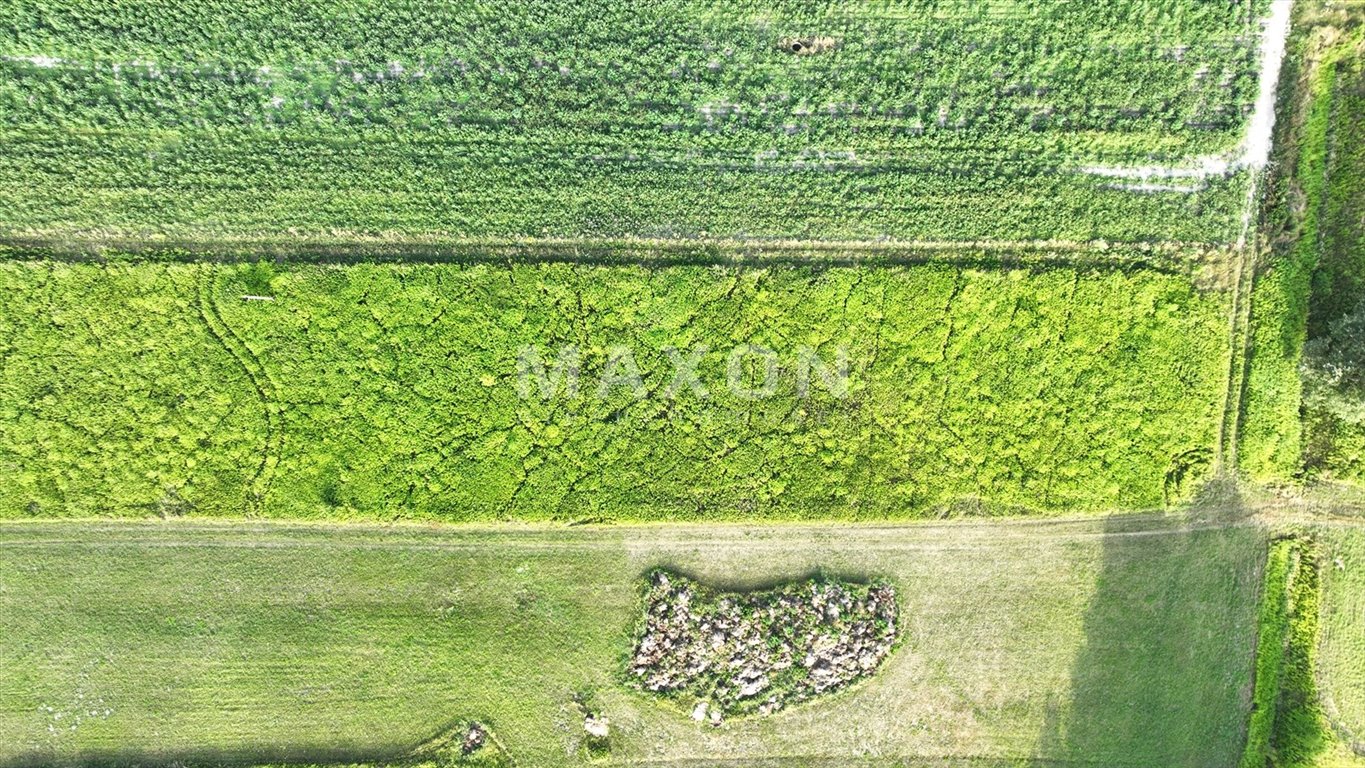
top-left (1239, 537), bottom-right (1330, 768)
top-left (1244, 21), bottom-right (1365, 483)
top-left (1241, 21), bottom-right (1346, 480)
top-left (1241, 540), bottom-right (1294, 768)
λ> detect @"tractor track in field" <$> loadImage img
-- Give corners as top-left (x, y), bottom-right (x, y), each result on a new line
top-left (1213, 0), bottom-right (1298, 477)
top-left (1215, 198), bottom-right (1262, 475)
top-left (2, 503), bottom-right (1362, 553)
top-left (194, 266), bottom-right (281, 513)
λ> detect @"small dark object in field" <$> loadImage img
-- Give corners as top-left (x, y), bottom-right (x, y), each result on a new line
top-left (779, 36), bottom-right (837, 56)
top-left (461, 722), bottom-right (486, 755)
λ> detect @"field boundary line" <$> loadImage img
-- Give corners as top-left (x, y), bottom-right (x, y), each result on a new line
top-left (1217, 196), bottom-right (1263, 474)
top-left (0, 516), bottom-right (1283, 552)
top-left (0, 233), bottom-right (1218, 274)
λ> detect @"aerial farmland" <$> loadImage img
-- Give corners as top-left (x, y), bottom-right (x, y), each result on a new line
top-left (0, 1), bottom-right (1363, 767)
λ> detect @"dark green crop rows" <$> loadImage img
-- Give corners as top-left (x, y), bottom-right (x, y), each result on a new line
top-left (0, 0), bottom-right (1268, 247)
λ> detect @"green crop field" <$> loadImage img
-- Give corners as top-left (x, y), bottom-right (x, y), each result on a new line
top-left (2, 1), bottom-right (1365, 768)
top-left (0, 518), bottom-right (1264, 768)
top-left (0, 0), bottom-right (1270, 248)
top-left (0, 260), bottom-right (1231, 521)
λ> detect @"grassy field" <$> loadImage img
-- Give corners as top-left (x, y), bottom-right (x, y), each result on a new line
top-left (0, 517), bottom-right (1265, 767)
top-left (1321, 527), bottom-right (1365, 758)
top-left (0, 0), bottom-right (1270, 247)
top-left (0, 260), bottom-right (1231, 521)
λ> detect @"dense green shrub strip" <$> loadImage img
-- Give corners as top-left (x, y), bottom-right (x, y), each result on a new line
top-left (1301, 37), bottom-right (1365, 484)
top-left (0, 260), bottom-right (1229, 520)
top-left (1239, 538), bottom-right (1330, 768)
top-left (1241, 25), bottom-right (1349, 480)
top-left (0, 0), bottom-right (1266, 245)
top-left (1242, 540), bottom-right (1294, 768)
top-left (1272, 539), bottom-right (1328, 767)
top-left (1243, 19), bottom-right (1365, 483)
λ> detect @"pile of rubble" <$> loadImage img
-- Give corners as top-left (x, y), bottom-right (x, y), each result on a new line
top-left (628, 571), bottom-right (898, 719)
top-left (460, 722), bottom-right (486, 755)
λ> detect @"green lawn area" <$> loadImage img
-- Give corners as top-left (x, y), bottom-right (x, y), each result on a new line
top-left (0, 0), bottom-right (1265, 246)
top-left (1320, 527), bottom-right (1365, 756)
top-left (0, 517), bottom-right (1264, 767)
top-left (0, 260), bottom-right (1231, 521)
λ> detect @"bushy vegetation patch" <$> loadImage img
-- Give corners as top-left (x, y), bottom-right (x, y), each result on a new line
top-left (1244, 19), bottom-right (1365, 483)
top-left (628, 571), bottom-right (897, 719)
top-left (1300, 33), bottom-right (1365, 484)
top-left (1240, 537), bottom-right (1331, 768)
top-left (1242, 539), bottom-right (1295, 768)
top-left (1272, 538), bottom-right (1328, 767)
top-left (0, 261), bottom-right (1230, 520)
top-left (1241, 20), bottom-right (1339, 480)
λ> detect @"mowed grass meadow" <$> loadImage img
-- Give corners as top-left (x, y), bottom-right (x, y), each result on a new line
top-left (0, 260), bottom-right (1232, 521)
top-left (0, 518), bottom-right (1264, 768)
top-left (1321, 527), bottom-right (1365, 755)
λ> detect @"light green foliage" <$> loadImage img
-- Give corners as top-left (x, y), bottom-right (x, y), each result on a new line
top-left (0, 519), bottom-right (1264, 767)
top-left (1240, 538), bottom-right (1333, 768)
top-left (1300, 37), bottom-right (1365, 483)
top-left (1241, 24), bottom-right (1356, 481)
top-left (0, 1), bottom-right (1265, 245)
top-left (1243, 540), bottom-right (1294, 768)
top-left (0, 263), bottom-right (263, 517)
top-left (1273, 539), bottom-right (1328, 768)
top-left (0, 261), bottom-right (1229, 520)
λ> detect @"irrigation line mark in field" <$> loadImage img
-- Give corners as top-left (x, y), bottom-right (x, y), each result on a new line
top-left (1218, 217), bottom-right (1264, 475)
top-left (0, 233), bottom-right (1206, 268)
top-left (1080, 0), bottom-right (1294, 199)
top-left (0, 524), bottom-right (1264, 554)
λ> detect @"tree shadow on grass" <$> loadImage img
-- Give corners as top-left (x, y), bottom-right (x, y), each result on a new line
top-left (1034, 508), bottom-right (1263, 768)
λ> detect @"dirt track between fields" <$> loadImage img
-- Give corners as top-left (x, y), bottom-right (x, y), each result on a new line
top-left (0, 495), bottom-right (1358, 555)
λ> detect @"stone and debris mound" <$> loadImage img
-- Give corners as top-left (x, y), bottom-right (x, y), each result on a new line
top-left (628, 571), bottom-right (898, 719)
top-left (461, 721), bottom-right (486, 755)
